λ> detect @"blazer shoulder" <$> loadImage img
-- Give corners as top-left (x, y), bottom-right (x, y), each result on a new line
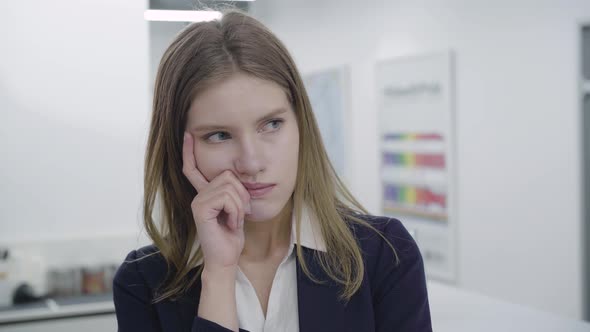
top-left (350, 214), bottom-right (417, 252)
top-left (349, 214), bottom-right (423, 277)
top-left (347, 215), bottom-right (432, 330)
top-left (113, 244), bottom-right (169, 293)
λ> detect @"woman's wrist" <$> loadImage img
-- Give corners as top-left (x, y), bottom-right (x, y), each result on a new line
top-left (198, 265), bottom-right (239, 331)
top-left (201, 265), bottom-right (238, 285)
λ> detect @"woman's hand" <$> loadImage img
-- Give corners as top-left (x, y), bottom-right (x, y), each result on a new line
top-left (182, 132), bottom-right (251, 272)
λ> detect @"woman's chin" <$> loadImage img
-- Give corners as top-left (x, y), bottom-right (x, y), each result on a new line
top-left (244, 198), bottom-right (293, 223)
top-left (244, 208), bottom-right (283, 223)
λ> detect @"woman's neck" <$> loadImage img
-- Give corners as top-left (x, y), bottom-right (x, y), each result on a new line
top-left (241, 199), bottom-right (293, 262)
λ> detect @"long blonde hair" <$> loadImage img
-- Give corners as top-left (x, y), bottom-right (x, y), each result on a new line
top-left (144, 9), bottom-right (397, 303)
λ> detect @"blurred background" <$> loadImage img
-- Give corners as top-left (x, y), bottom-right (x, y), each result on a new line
top-left (1, 0), bottom-right (590, 331)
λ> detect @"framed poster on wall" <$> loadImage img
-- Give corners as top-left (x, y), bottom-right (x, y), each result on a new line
top-left (376, 52), bottom-right (457, 283)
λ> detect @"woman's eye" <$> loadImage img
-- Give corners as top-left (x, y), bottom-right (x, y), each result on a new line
top-left (205, 132), bottom-right (230, 142)
top-left (263, 119), bottom-right (284, 132)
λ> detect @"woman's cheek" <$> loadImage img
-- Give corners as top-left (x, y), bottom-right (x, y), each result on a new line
top-left (194, 145), bottom-right (228, 181)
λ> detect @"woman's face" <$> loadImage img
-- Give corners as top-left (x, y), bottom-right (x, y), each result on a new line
top-left (186, 72), bottom-right (299, 222)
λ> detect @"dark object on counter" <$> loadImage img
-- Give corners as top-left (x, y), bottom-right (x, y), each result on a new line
top-left (12, 283), bottom-right (46, 305)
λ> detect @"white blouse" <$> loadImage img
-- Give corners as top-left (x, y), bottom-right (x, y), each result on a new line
top-left (235, 236), bottom-right (298, 332)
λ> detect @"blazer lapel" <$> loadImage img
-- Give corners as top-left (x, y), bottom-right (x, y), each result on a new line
top-left (175, 271), bottom-right (203, 330)
top-left (296, 247), bottom-right (347, 332)
top-left (140, 256), bottom-right (193, 331)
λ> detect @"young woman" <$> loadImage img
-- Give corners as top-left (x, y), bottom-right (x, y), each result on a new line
top-left (113, 10), bottom-right (432, 332)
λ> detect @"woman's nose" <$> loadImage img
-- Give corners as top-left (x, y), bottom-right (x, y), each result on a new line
top-left (234, 138), bottom-right (264, 176)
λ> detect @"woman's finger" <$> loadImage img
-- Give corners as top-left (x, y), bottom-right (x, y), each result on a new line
top-left (218, 185), bottom-right (244, 230)
top-left (207, 171), bottom-right (251, 214)
top-left (208, 189), bottom-right (241, 231)
top-left (196, 183), bottom-right (244, 230)
top-left (222, 171), bottom-right (252, 214)
top-left (182, 132), bottom-right (209, 192)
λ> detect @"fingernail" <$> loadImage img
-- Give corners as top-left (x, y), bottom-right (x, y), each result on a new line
top-left (246, 203), bottom-right (252, 214)
top-left (184, 132), bottom-right (189, 141)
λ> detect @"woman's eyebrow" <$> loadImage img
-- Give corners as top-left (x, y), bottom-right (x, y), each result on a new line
top-left (191, 124), bottom-right (227, 133)
top-left (257, 107), bottom-right (288, 123)
top-left (190, 107), bottom-right (288, 133)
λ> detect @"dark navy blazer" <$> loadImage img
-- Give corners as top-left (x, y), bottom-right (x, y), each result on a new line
top-left (113, 215), bottom-right (433, 331)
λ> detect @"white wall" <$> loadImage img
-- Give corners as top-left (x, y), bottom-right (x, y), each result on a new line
top-left (0, 1), bottom-right (150, 244)
top-left (252, 0), bottom-right (588, 319)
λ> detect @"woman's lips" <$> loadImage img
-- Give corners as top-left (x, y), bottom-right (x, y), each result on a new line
top-left (243, 184), bottom-right (275, 198)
